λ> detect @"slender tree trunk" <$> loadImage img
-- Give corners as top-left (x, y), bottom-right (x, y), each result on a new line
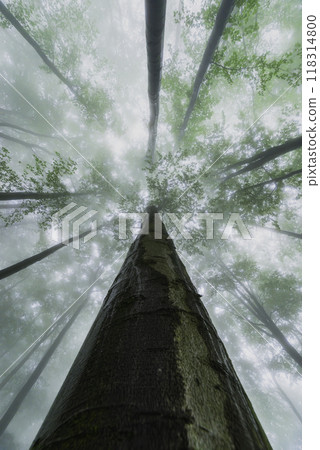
top-left (145, 0), bottom-right (167, 163)
top-left (273, 378), bottom-right (301, 423)
top-left (0, 191), bottom-right (94, 201)
top-left (31, 210), bottom-right (271, 449)
top-left (0, 203), bottom-right (26, 209)
top-left (254, 225), bottom-right (302, 239)
top-left (263, 315), bottom-right (302, 368)
top-left (0, 132), bottom-right (48, 153)
top-left (0, 122), bottom-right (59, 140)
top-left (0, 299), bottom-right (86, 437)
top-left (221, 136), bottom-right (302, 182)
top-left (0, 317), bottom-right (58, 391)
top-left (217, 258), bottom-right (302, 368)
top-left (174, 0), bottom-right (183, 53)
top-left (179, 0), bottom-right (236, 140)
top-left (0, 228), bottom-right (96, 281)
top-left (235, 169), bottom-right (302, 192)
top-left (0, 1), bottom-right (92, 111)
top-left (234, 288), bottom-right (302, 368)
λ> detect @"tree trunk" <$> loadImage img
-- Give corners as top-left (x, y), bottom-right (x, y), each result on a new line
top-left (273, 378), bottom-right (301, 423)
top-left (0, 1), bottom-right (84, 106)
top-left (0, 228), bottom-right (95, 280)
top-left (0, 1), bottom-right (76, 96)
top-left (0, 315), bottom-right (58, 391)
top-left (221, 136), bottom-right (302, 182)
top-left (239, 291), bottom-right (302, 368)
top-left (145, 0), bottom-right (167, 163)
top-left (179, 0), bottom-right (236, 140)
top-left (216, 258), bottom-right (302, 369)
top-left (0, 132), bottom-right (48, 153)
top-left (31, 210), bottom-right (271, 449)
top-left (235, 169), bottom-right (301, 192)
top-left (0, 299), bottom-right (86, 437)
top-left (0, 191), bottom-right (94, 201)
top-left (255, 225), bottom-right (301, 240)
top-left (264, 316), bottom-right (302, 368)
top-left (0, 122), bottom-right (59, 140)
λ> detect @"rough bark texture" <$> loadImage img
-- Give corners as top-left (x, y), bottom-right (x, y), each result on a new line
top-left (179, 0), bottom-right (236, 140)
top-left (145, 0), bottom-right (167, 163)
top-left (31, 213), bottom-right (271, 449)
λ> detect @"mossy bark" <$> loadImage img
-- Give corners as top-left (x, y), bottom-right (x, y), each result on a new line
top-left (31, 215), bottom-right (271, 449)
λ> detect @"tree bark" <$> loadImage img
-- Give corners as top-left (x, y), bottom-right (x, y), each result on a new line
top-left (31, 210), bottom-right (271, 449)
top-left (0, 228), bottom-right (95, 281)
top-left (221, 136), bottom-right (302, 182)
top-left (145, 0), bottom-right (167, 163)
top-left (0, 299), bottom-right (86, 437)
top-left (179, 0), bottom-right (236, 140)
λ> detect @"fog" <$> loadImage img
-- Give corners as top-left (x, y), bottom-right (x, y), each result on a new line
top-left (0, 0), bottom-right (301, 448)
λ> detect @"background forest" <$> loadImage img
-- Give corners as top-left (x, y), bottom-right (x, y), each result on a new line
top-left (0, 0), bottom-right (302, 448)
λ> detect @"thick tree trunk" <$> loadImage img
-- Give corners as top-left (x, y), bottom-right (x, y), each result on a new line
top-left (0, 228), bottom-right (95, 280)
top-left (0, 299), bottom-right (86, 437)
top-left (145, 0), bottom-right (167, 163)
top-left (179, 0), bottom-right (236, 140)
top-left (221, 136), bottom-right (302, 182)
top-left (31, 211), bottom-right (271, 449)
top-left (0, 1), bottom-right (80, 101)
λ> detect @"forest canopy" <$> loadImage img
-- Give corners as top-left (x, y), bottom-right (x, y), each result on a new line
top-left (0, 0), bottom-right (301, 448)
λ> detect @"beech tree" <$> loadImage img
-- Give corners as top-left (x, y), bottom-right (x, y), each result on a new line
top-left (0, 0), bottom-right (302, 447)
top-left (31, 210), bottom-right (271, 449)
top-left (178, 0), bottom-right (236, 140)
top-left (0, 0), bottom-right (112, 122)
top-left (145, 0), bottom-right (167, 163)
top-left (0, 227), bottom-right (99, 281)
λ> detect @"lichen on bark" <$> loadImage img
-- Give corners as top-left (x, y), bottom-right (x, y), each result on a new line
top-left (31, 213), bottom-right (271, 449)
